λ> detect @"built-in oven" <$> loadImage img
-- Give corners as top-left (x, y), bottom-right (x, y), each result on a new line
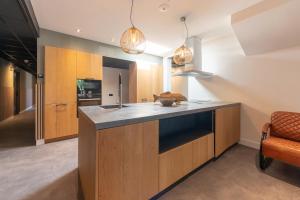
top-left (77, 79), bottom-right (102, 107)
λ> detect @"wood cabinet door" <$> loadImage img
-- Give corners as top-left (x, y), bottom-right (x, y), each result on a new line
top-left (56, 102), bottom-right (78, 137)
top-left (77, 51), bottom-right (102, 80)
top-left (44, 104), bottom-right (57, 139)
top-left (132, 63), bottom-right (163, 103)
top-left (44, 46), bottom-right (78, 140)
top-left (97, 121), bottom-right (159, 200)
top-left (77, 51), bottom-right (91, 79)
top-left (215, 105), bottom-right (240, 157)
top-left (129, 63), bottom-right (137, 103)
top-left (230, 106), bottom-right (241, 145)
top-left (151, 64), bottom-right (163, 96)
top-left (90, 54), bottom-right (102, 80)
top-left (44, 46), bottom-right (57, 105)
top-left (159, 142), bottom-right (193, 191)
top-left (192, 133), bottom-right (214, 169)
top-left (137, 67), bottom-right (153, 102)
top-left (56, 48), bottom-right (77, 104)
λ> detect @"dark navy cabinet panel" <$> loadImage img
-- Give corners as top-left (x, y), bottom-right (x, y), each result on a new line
top-left (159, 111), bottom-right (213, 153)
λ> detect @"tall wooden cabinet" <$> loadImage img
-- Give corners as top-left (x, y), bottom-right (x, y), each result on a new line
top-left (44, 46), bottom-right (78, 140)
top-left (129, 63), bottom-right (163, 103)
top-left (44, 46), bottom-right (103, 141)
top-left (215, 105), bottom-right (241, 157)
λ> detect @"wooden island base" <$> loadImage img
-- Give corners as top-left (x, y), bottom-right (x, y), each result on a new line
top-left (79, 104), bottom-right (240, 200)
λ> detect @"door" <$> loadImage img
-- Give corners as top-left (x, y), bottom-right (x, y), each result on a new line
top-left (56, 103), bottom-right (78, 137)
top-left (137, 67), bottom-right (153, 102)
top-left (98, 121), bottom-right (159, 200)
top-left (215, 105), bottom-right (240, 157)
top-left (44, 104), bottom-right (57, 139)
top-left (159, 142), bottom-right (193, 191)
top-left (91, 54), bottom-right (102, 80)
top-left (44, 46), bottom-right (78, 139)
top-left (192, 133), bottom-right (214, 169)
top-left (56, 48), bottom-right (77, 104)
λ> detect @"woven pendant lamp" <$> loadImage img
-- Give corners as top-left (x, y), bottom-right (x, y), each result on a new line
top-left (120, 0), bottom-right (146, 54)
top-left (173, 17), bottom-right (193, 65)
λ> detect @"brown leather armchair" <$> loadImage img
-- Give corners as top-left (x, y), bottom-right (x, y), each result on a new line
top-left (260, 111), bottom-right (300, 170)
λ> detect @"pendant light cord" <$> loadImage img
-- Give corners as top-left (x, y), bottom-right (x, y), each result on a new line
top-left (130, 0), bottom-right (134, 27)
top-left (183, 20), bottom-right (189, 42)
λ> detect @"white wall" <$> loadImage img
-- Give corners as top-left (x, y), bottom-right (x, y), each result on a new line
top-left (20, 70), bottom-right (34, 112)
top-left (102, 67), bottom-right (129, 105)
top-left (187, 31), bottom-right (300, 149)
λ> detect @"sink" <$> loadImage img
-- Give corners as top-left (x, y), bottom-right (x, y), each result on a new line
top-left (99, 105), bottom-right (129, 109)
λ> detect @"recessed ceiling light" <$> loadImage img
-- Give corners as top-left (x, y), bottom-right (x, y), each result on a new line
top-left (158, 3), bottom-right (170, 12)
top-left (76, 28), bottom-right (81, 33)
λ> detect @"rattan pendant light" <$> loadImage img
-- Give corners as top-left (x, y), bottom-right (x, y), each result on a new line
top-left (120, 0), bottom-right (146, 54)
top-left (173, 17), bottom-right (193, 65)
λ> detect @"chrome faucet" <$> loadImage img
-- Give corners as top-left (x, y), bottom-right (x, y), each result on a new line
top-left (118, 73), bottom-right (122, 108)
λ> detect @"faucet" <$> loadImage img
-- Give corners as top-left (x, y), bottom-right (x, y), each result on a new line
top-left (118, 73), bottom-right (122, 108)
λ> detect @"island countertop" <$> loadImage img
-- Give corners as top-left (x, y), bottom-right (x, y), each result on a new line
top-left (79, 101), bottom-right (240, 130)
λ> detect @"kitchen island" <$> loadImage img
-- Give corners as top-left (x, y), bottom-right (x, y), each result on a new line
top-left (78, 102), bottom-right (240, 200)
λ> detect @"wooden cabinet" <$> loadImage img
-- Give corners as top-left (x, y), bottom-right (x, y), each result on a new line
top-left (96, 121), bottom-right (159, 200)
top-left (215, 105), bottom-right (240, 157)
top-left (56, 102), bottom-right (78, 137)
top-left (159, 133), bottom-right (214, 191)
top-left (129, 63), bottom-right (163, 103)
top-left (44, 46), bottom-right (103, 141)
top-left (77, 51), bottom-right (102, 80)
top-left (44, 46), bottom-right (78, 140)
top-left (192, 133), bottom-right (214, 169)
top-left (44, 104), bottom-right (56, 139)
top-left (159, 142), bottom-right (193, 191)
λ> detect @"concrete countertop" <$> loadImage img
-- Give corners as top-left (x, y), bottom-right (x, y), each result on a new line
top-left (79, 101), bottom-right (240, 130)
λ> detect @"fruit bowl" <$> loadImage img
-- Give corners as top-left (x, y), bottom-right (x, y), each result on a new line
top-left (159, 97), bottom-right (176, 107)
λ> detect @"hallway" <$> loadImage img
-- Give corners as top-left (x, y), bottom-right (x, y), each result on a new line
top-left (0, 110), bottom-right (35, 151)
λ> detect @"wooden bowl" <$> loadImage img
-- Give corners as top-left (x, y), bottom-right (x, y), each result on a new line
top-left (159, 97), bottom-right (175, 107)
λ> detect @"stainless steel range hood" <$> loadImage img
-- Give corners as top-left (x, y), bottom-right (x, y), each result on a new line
top-left (172, 36), bottom-right (213, 78)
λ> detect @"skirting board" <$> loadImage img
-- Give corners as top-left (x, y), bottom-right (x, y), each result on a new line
top-left (239, 138), bottom-right (260, 149)
top-left (19, 106), bottom-right (34, 114)
top-left (35, 139), bottom-right (45, 146)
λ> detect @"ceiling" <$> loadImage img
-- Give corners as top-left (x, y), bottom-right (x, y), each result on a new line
top-left (232, 0), bottom-right (300, 55)
top-left (0, 0), bottom-right (39, 75)
top-left (30, 0), bottom-right (262, 56)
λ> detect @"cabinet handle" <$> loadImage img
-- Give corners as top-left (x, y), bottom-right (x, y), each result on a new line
top-left (56, 103), bottom-right (67, 106)
top-left (56, 103), bottom-right (67, 111)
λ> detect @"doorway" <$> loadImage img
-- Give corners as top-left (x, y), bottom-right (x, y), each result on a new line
top-left (13, 70), bottom-right (20, 115)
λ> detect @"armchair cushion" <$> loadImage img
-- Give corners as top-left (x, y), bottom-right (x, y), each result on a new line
top-left (262, 136), bottom-right (300, 167)
top-left (270, 111), bottom-right (300, 142)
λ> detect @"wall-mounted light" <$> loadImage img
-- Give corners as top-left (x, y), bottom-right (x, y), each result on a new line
top-left (9, 64), bottom-right (14, 71)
